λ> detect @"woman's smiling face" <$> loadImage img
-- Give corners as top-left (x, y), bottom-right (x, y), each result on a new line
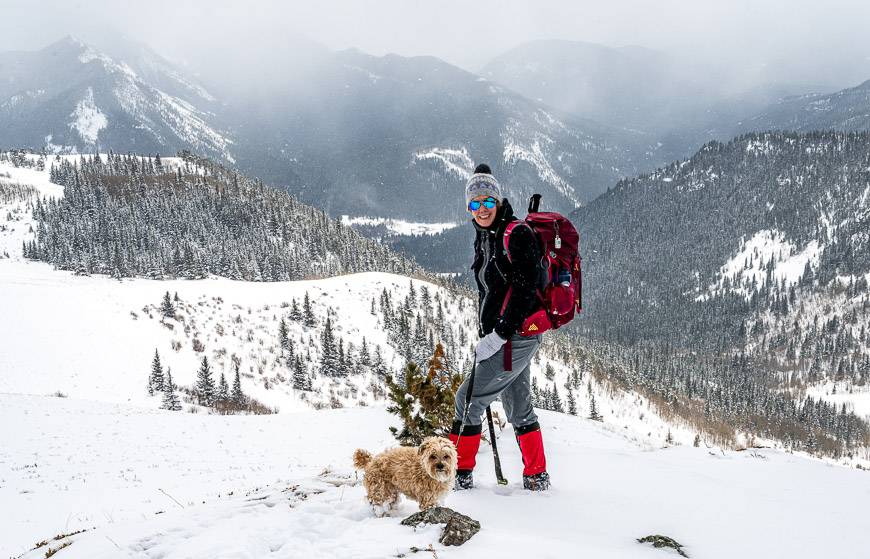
top-left (470, 195), bottom-right (498, 228)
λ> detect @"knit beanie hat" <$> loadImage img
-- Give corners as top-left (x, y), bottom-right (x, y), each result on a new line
top-left (465, 163), bottom-right (503, 208)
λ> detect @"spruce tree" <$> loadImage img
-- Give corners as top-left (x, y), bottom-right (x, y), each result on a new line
top-left (551, 384), bottom-right (564, 412)
top-left (161, 368), bottom-right (182, 411)
top-left (278, 318), bottom-right (290, 353)
top-left (372, 346), bottom-right (387, 379)
top-left (292, 356), bottom-right (308, 390)
top-left (359, 337), bottom-right (371, 367)
top-left (567, 389), bottom-right (577, 415)
top-left (231, 361), bottom-right (244, 405)
top-left (195, 356), bottom-right (215, 406)
top-left (303, 292), bottom-right (316, 327)
top-left (320, 317), bottom-right (337, 376)
top-left (337, 337), bottom-right (347, 377)
top-left (160, 291), bottom-right (175, 319)
top-left (289, 298), bottom-right (302, 321)
top-left (545, 363), bottom-right (556, 381)
top-left (589, 394), bottom-right (603, 422)
top-left (150, 349), bottom-right (164, 395)
top-left (217, 372), bottom-right (229, 404)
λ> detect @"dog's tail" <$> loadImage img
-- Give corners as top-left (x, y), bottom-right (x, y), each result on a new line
top-left (353, 449), bottom-right (372, 470)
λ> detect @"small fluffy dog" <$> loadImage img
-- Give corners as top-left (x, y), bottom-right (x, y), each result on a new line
top-left (354, 437), bottom-right (457, 513)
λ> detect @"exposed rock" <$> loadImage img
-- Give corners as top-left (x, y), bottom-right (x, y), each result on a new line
top-left (401, 506), bottom-right (480, 546)
top-left (637, 534), bottom-right (689, 557)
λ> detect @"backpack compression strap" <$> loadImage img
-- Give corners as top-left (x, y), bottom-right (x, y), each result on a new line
top-left (498, 222), bottom-right (524, 372)
top-left (502, 221), bottom-right (547, 308)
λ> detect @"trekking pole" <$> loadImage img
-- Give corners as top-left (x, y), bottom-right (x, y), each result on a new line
top-left (486, 405), bottom-right (508, 485)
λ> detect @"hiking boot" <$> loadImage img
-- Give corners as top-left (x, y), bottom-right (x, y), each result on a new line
top-left (522, 471), bottom-right (551, 491)
top-left (454, 469), bottom-right (474, 490)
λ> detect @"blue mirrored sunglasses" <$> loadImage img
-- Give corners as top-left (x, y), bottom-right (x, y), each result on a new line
top-left (468, 197), bottom-right (497, 212)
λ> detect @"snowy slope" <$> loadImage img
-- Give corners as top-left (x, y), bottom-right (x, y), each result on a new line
top-left (0, 154), bottom-right (461, 411)
top-left (6, 154), bottom-right (870, 558)
top-left (0, 155), bottom-right (684, 447)
top-left (4, 394), bottom-right (870, 559)
top-left (4, 153), bottom-right (866, 461)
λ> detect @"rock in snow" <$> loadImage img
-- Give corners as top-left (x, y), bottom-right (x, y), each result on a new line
top-left (401, 506), bottom-right (481, 546)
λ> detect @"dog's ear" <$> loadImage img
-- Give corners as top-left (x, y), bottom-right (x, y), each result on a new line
top-left (418, 437), bottom-right (434, 455)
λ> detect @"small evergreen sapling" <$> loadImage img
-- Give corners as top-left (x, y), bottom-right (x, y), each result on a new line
top-left (385, 343), bottom-right (462, 446)
top-left (545, 363), bottom-right (556, 381)
top-left (161, 368), bottom-right (182, 411)
top-left (217, 372), bottom-right (229, 404)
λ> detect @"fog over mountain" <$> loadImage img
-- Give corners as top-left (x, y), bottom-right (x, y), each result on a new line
top-left (3, 0), bottom-right (870, 91)
top-left (0, 35), bottom-right (665, 223)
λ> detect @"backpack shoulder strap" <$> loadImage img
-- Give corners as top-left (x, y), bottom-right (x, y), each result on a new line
top-left (502, 220), bottom-right (530, 264)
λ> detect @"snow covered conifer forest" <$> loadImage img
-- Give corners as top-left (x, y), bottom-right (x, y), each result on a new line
top-left (26, 152), bottom-right (421, 280)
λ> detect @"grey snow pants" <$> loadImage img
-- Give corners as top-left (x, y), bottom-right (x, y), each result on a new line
top-left (454, 334), bottom-right (542, 429)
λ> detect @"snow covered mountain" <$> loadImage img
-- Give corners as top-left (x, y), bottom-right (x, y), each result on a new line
top-left (1, 36), bottom-right (665, 224)
top-left (224, 47), bottom-right (662, 221)
top-left (0, 36), bottom-right (233, 161)
top-left (739, 78), bottom-right (870, 133)
top-left (576, 131), bottom-right (870, 422)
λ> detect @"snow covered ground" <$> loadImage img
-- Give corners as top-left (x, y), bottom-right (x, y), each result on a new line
top-left (806, 382), bottom-right (870, 418)
top-left (0, 155), bottom-right (472, 411)
top-left (3, 394), bottom-right (870, 559)
top-left (340, 215), bottom-right (460, 236)
top-left (4, 154), bottom-right (870, 558)
top-left (698, 228), bottom-right (821, 301)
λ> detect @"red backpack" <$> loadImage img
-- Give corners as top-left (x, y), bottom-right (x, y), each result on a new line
top-left (502, 194), bottom-right (582, 336)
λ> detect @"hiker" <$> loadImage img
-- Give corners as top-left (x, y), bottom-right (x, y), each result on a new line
top-left (449, 163), bottom-right (550, 491)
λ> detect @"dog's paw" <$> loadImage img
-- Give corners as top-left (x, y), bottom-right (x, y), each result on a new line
top-left (370, 502), bottom-right (391, 518)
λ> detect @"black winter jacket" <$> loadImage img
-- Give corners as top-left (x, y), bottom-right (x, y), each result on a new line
top-left (471, 199), bottom-right (541, 339)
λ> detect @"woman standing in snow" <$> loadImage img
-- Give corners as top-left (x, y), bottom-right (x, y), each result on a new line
top-left (449, 163), bottom-right (550, 491)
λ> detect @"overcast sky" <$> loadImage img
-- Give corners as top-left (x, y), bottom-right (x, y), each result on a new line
top-left (2, 0), bottom-right (870, 82)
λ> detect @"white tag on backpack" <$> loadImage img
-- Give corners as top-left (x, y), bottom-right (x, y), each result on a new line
top-left (555, 236), bottom-right (562, 249)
